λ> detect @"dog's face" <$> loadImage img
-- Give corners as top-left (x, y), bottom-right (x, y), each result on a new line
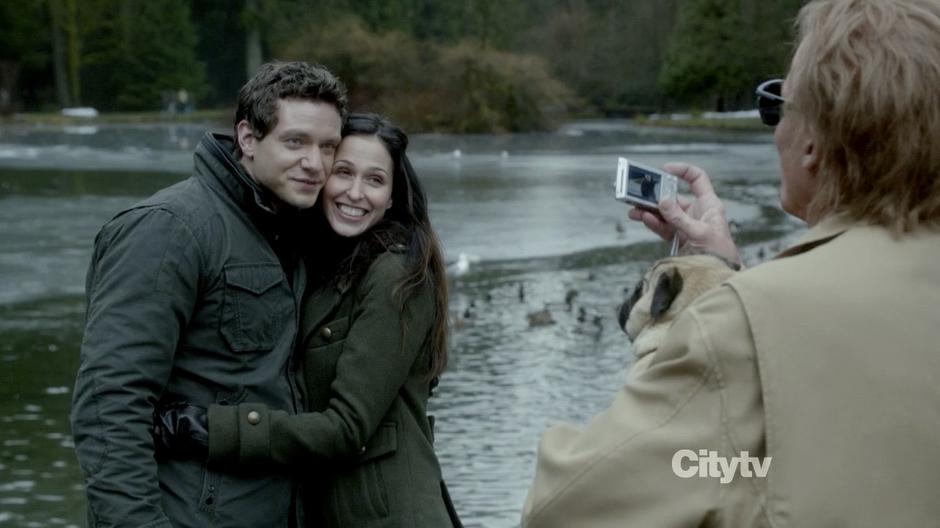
top-left (618, 254), bottom-right (737, 359)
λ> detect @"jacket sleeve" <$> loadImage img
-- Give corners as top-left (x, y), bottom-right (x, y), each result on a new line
top-left (208, 252), bottom-right (433, 469)
top-left (522, 285), bottom-right (767, 528)
top-left (70, 207), bottom-right (201, 528)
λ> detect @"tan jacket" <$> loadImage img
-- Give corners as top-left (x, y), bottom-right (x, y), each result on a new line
top-left (522, 215), bottom-right (940, 527)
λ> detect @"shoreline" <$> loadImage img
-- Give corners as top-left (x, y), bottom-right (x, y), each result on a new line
top-left (3, 109), bottom-right (768, 133)
top-left (1, 109), bottom-right (231, 127)
top-left (633, 112), bottom-right (766, 132)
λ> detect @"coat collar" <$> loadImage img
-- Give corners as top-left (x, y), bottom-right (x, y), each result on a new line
top-left (194, 132), bottom-right (313, 246)
top-left (774, 213), bottom-right (853, 260)
top-left (194, 132), bottom-right (278, 215)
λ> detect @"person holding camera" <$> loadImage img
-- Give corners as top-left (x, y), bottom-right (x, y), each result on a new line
top-left (523, 0), bottom-right (940, 526)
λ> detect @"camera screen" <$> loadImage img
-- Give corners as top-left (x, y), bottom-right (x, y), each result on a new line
top-left (627, 165), bottom-right (661, 202)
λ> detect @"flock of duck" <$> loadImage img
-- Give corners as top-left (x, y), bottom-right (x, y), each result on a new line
top-left (444, 215), bottom-right (791, 340)
top-left (447, 253), bottom-right (607, 338)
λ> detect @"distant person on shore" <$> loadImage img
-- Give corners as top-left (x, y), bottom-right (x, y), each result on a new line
top-left (155, 113), bottom-right (463, 527)
top-left (176, 88), bottom-right (192, 114)
top-left (523, 0), bottom-right (940, 526)
top-left (71, 61), bottom-right (346, 527)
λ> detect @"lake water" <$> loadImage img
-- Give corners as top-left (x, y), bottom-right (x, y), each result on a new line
top-left (0, 120), bottom-right (803, 527)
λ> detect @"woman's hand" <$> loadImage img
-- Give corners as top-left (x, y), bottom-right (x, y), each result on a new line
top-left (627, 162), bottom-right (741, 267)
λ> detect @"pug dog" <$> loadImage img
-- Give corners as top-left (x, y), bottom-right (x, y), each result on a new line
top-left (618, 254), bottom-right (738, 368)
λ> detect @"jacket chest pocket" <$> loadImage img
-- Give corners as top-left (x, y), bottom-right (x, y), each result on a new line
top-left (220, 263), bottom-right (292, 352)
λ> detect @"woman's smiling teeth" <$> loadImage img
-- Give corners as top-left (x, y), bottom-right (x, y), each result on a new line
top-left (338, 204), bottom-right (367, 217)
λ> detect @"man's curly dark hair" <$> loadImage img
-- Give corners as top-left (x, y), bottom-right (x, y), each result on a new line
top-left (233, 61), bottom-right (348, 158)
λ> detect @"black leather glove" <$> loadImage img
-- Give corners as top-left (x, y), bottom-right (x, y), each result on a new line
top-left (153, 401), bottom-right (209, 461)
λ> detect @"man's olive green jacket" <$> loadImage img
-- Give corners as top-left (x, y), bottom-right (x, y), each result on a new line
top-left (71, 133), bottom-right (305, 527)
top-left (208, 250), bottom-right (457, 527)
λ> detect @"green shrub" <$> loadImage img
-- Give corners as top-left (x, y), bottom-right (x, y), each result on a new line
top-left (280, 15), bottom-right (572, 133)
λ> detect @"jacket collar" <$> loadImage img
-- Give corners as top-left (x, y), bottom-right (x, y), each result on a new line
top-left (194, 132), bottom-right (316, 241)
top-left (194, 132), bottom-right (280, 217)
top-left (774, 213), bottom-right (853, 260)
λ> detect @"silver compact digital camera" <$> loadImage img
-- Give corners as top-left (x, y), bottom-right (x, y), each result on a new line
top-left (614, 157), bottom-right (678, 210)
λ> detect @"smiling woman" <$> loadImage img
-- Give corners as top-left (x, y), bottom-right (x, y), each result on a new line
top-left (323, 134), bottom-right (395, 237)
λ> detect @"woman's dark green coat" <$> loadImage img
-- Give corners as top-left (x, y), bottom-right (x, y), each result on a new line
top-left (207, 249), bottom-right (455, 527)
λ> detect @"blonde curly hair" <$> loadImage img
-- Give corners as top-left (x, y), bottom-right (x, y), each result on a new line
top-left (788, 0), bottom-right (940, 231)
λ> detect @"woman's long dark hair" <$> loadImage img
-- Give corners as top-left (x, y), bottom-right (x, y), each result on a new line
top-left (317, 113), bottom-right (450, 379)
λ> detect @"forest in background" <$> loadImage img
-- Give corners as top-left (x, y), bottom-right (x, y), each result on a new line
top-left (0, 0), bottom-right (805, 132)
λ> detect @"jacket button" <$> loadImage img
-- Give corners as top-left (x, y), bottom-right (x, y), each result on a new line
top-left (320, 327), bottom-right (332, 339)
top-left (247, 411), bottom-right (261, 425)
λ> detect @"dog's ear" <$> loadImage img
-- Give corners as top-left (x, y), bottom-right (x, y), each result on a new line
top-left (650, 268), bottom-right (683, 320)
top-left (617, 281), bottom-right (644, 331)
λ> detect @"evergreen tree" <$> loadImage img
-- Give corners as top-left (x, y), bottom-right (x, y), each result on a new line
top-left (744, 0), bottom-right (807, 79)
top-left (518, 0), bottom-right (680, 115)
top-left (658, 0), bottom-right (750, 110)
top-left (191, 0), bottom-right (247, 106)
top-left (81, 0), bottom-right (206, 111)
top-left (0, 0), bottom-right (53, 112)
top-left (0, 0), bottom-right (807, 129)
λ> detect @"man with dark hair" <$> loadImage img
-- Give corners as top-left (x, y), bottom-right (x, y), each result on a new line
top-left (71, 61), bottom-right (346, 528)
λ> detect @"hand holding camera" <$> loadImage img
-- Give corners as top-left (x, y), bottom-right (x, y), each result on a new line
top-left (616, 160), bottom-right (741, 267)
top-left (614, 157), bottom-right (679, 211)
